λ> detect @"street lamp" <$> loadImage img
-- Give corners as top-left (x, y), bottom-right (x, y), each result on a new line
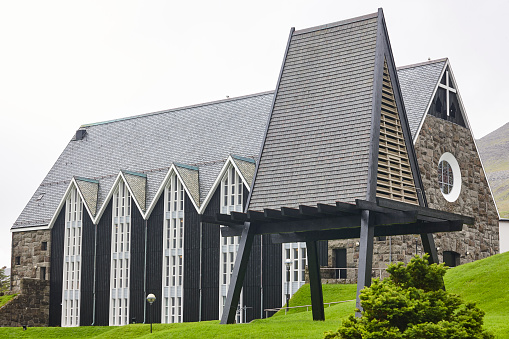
top-left (285, 259), bottom-right (292, 312)
top-left (146, 293), bottom-right (156, 334)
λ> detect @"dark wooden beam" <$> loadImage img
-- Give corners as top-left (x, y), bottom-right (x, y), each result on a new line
top-left (356, 210), bottom-right (374, 316)
top-left (280, 207), bottom-right (305, 219)
top-left (376, 198), bottom-right (475, 225)
top-left (264, 208), bottom-right (288, 220)
top-left (336, 201), bottom-right (360, 214)
top-left (230, 211), bottom-right (248, 223)
top-left (299, 205), bottom-right (322, 217)
top-left (220, 222), bottom-right (256, 324)
top-left (306, 240), bottom-right (325, 321)
top-left (317, 203), bottom-right (342, 215)
top-left (270, 220), bottom-right (462, 243)
top-left (247, 210), bottom-right (265, 221)
top-left (420, 233), bottom-right (438, 264)
top-left (256, 215), bottom-right (360, 235)
top-left (220, 226), bottom-right (244, 237)
top-left (373, 210), bottom-right (417, 226)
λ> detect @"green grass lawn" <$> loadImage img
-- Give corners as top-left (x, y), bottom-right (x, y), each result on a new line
top-left (444, 251), bottom-right (509, 339)
top-left (0, 294), bottom-right (17, 308)
top-left (0, 252), bottom-right (507, 338)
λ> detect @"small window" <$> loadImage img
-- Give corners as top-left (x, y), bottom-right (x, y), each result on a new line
top-left (42, 242), bottom-right (48, 251)
top-left (40, 267), bottom-right (47, 280)
top-left (438, 160), bottom-right (454, 194)
top-left (15, 256), bottom-right (21, 265)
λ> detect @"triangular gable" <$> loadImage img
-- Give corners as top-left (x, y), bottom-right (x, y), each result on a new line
top-left (247, 9), bottom-right (425, 211)
top-left (231, 155), bottom-right (256, 188)
top-left (199, 156), bottom-right (254, 212)
top-left (47, 177), bottom-right (98, 229)
top-left (121, 170), bottom-right (147, 212)
top-left (174, 163), bottom-right (200, 208)
top-left (74, 177), bottom-right (100, 216)
top-left (248, 12), bottom-right (380, 211)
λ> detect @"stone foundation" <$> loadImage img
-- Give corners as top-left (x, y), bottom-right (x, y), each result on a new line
top-left (11, 230), bottom-right (51, 293)
top-left (0, 278), bottom-right (50, 327)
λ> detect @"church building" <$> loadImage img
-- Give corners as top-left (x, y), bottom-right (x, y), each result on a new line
top-left (9, 9), bottom-right (498, 327)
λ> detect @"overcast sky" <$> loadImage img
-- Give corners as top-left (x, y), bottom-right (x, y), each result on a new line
top-left (1, 0), bottom-right (508, 268)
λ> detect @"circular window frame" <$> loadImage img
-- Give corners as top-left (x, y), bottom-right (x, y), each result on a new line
top-left (438, 152), bottom-right (461, 202)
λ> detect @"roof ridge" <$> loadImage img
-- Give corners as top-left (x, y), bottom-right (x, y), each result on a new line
top-left (397, 58), bottom-right (448, 70)
top-left (80, 90), bottom-right (275, 128)
top-left (293, 11), bottom-right (378, 35)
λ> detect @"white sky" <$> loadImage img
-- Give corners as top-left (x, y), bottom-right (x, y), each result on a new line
top-left (1, 0), bottom-right (508, 268)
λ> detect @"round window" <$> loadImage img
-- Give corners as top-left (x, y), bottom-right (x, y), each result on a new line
top-left (437, 152), bottom-right (461, 202)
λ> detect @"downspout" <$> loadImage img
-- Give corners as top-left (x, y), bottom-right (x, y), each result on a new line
top-left (91, 223), bottom-right (98, 325)
top-left (260, 235), bottom-right (263, 319)
top-left (143, 219), bottom-right (148, 323)
top-left (199, 219), bottom-right (203, 322)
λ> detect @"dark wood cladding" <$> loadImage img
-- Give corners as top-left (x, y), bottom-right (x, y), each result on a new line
top-left (129, 199), bottom-right (145, 324)
top-left (183, 194), bottom-right (200, 322)
top-left (262, 235), bottom-right (282, 315)
top-left (80, 211), bottom-right (95, 326)
top-left (201, 188), bottom-right (220, 321)
top-left (49, 208), bottom-right (65, 327)
top-left (244, 235), bottom-right (261, 322)
top-left (94, 200), bottom-right (112, 326)
top-left (146, 194), bottom-right (164, 324)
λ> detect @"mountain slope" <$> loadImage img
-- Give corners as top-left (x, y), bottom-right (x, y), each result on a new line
top-left (477, 122), bottom-right (509, 218)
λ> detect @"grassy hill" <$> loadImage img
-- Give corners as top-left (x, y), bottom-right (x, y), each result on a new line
top-left (0, 252), bottom-right (507, 338)
top-left (477, 122), bottom-right (509, 217)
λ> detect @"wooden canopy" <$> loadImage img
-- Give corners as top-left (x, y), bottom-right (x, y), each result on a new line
top-left (202, 197), bottom-right (474, 324)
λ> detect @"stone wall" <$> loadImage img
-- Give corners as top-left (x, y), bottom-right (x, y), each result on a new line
top-left (11, 230), bottom-right (51, 293)
top-left (329, 115), bottom-right (499, 275)
top-left (0, 278), bottom-right (50, 327)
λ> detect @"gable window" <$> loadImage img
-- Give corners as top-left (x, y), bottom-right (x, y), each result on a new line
top-left (219, 165), bottom-right (244, 323)
top-left (438, 152), bottom-right (461, 202)
top-left (61, 187), bottom-right (83, 327)
top-left (162, 173), bottom-right (184, 323)
top-left (109, 181), bottom-right (131, 326)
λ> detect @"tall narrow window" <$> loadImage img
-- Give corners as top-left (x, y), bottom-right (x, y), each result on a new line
top-left (282, 242), bottom-right (307, 306)
top-left (61, 186), bottom-right (83, 327)
top-left (109, 181), bottom-right (131, 326)
top-left (219, 165), bottom-right (244, 323)
top-left (162, 174), bottom-right (184, 323)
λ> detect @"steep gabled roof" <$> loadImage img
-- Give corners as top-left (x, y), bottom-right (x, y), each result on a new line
top-left (248, 9), bottom-right (425, 211)
top-left (13, 92), bottom-right (273, 229)
top-left (397, 59), bottom-right (447, 139)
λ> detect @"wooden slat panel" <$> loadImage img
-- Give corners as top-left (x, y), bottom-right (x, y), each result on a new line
top-left (376, 59), bottom-right (419, 204)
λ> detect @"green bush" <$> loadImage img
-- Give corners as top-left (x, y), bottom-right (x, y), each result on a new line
top-left (325, 255), bottom-right (494, 339)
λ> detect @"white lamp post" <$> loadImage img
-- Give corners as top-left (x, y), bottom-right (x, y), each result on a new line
top-left (285, 259), bottom-right (292, 312)
top-left (146, 293), bottom-right (156, 333)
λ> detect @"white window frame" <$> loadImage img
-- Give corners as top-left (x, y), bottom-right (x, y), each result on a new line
top-left (219, 165), bottom-right (244, 323)
top-left (109, 181), bottom-right (132, 326)
top-left (282, 242), bottom-right (307, 306)
top-left (162, 173), bottom-right (185, 323)
top-left (61, 186), bottom-right (83, 327)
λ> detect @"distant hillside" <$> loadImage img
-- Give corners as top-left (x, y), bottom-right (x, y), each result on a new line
top-left (477, 122), bottom-right (509, 218)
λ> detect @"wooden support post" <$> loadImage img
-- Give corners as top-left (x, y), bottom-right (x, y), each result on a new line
top-left (420, 233), bottom-right (438, 264)
top-left (220, 222), bottom-right (255, 324)
top-left (306, 240), bottom-right (325, 321)
top-left (356, 210), bottom-right (374, 316)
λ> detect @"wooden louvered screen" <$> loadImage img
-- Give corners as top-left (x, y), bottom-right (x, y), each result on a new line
top-left (376, 59), bottom-right (419, 205)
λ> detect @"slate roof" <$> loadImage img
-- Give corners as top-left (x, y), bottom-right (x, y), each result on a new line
top-left (249, 13), bottom-right (379, 211)
top-left (397, 59), bottom-right (447, 139)
top-left (13, 92), bottom-right (273, 229)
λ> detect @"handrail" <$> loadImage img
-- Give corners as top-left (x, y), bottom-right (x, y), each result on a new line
top-left (264, 299), bottom-right (355, 317)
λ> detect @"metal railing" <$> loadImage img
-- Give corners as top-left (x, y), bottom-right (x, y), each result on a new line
top-left (320, 267), bottom-right (387, 281)
top-left (264, 300), bottom-right (355, 317)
